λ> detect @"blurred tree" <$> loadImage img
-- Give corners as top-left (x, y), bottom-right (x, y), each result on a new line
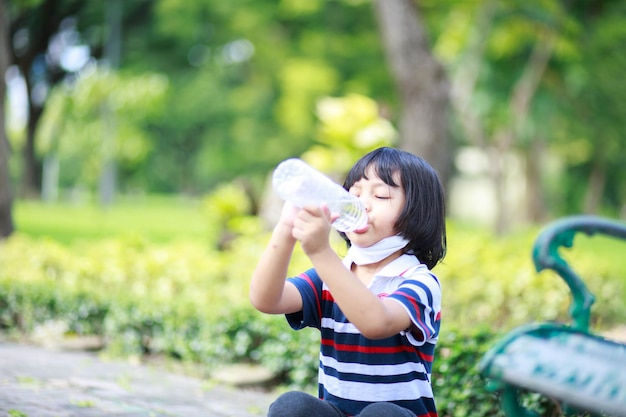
top-left (554, 0), bottom-right (626, 216)
top-left (0, 0), bottom-right (14, 238)
top-left (99, 0), bottom-right (122, 206)
top-left (139, 0), bottom-right (395, 195)
top-left (5, 0), bottom-right (624, 226)
top-left (441, 0), bottom-right (562, 233)
top-left (373, 0), bottom-right (451, 185)
top-left (36, 70), bottom-right (168, 194)
top-left (14, 0), bottom-right (394, 200)
top-left (8, 0), bottom-right (88, 198)
top-left (437, 0), bottom-right (625, 232)
top-left (7, 0), bottom-right (153, 198)
top-left (8, 0), bottom-right (446, 202)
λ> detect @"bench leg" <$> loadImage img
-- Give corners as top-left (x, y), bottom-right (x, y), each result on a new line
top-left (500, 386), bottom-right (540, 417)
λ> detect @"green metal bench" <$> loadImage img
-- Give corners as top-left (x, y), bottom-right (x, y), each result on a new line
top-left (478, 215), bottom-right (626, 417)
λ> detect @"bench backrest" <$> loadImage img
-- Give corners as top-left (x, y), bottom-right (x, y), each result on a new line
top-left (532, 215), bottom-right (626, 332)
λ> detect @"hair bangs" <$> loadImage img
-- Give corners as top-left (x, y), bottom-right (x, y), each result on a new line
top-left (343, 148), bottom-right (402, 189)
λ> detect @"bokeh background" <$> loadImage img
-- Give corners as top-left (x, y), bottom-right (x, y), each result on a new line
top-left (1, 1), bottom-right (625, 416)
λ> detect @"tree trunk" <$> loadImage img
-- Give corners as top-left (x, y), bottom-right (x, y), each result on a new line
top-left (11, 0), bottom-right (83, 199)
top-left (99, 0), bottom-right (123, 206)
top-left (583, 160), bottom-right (606, 214)
top-left (21, 101), bottom-right (44, 198)
top-left (372, 0), bottom-right (451, 186)
top-left (491, 31), bottom-right (555, 234)
top-left (0, 0), bottom-right (15, 238)
top-left (448, 2), bottom-right (557, 233)
top-left (525, 135), bottom-right (547, 223)
top-left (450, 0), bottom-right (495, 149)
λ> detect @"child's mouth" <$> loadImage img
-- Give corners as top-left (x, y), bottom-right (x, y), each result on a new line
top-left (353, 224), bottom-right (370, 234)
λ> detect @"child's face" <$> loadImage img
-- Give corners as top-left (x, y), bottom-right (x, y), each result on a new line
top-left (347, 167), bottom-right (406, 248)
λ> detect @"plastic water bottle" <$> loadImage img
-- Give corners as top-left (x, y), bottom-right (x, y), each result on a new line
top-left (272, 158), bottom-right (368, 232)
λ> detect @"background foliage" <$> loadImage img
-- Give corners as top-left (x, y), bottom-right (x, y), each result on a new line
top-left (3, 1), bottom-right (626, 416)
top-left (4, 0), bottom-right (625, 222)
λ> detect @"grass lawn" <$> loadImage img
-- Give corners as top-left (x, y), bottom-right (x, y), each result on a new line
top-left (13, 195), bottom-right (209, 244)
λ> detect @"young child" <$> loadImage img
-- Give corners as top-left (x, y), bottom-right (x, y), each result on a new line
top-left (250, 147), bottom-right (446, 417)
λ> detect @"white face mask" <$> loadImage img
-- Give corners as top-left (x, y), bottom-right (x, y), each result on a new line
top-left (346, 235), bottom-right (410, 266)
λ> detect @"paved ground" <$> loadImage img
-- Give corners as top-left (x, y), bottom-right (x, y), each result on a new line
top-left (0, 342), bottom-right (276, 417)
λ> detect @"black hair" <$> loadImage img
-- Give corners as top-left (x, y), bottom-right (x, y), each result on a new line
top-left (342, 147), bottom-right (447, 269)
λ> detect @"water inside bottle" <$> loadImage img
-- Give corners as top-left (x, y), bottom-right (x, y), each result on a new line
top-left (329, 197), bottom-right (368, 233)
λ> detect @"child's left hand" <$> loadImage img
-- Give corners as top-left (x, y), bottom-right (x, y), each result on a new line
top-left (292, 204), bottom-right (335, 256)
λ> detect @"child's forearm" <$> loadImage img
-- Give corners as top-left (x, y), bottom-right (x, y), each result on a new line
top-left (249, 223), bottom-right (297, 314)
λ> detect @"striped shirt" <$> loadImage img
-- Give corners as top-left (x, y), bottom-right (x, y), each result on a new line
top-left (286, 254), bottom-right (441, 417)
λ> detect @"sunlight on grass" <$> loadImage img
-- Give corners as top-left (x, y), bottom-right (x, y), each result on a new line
top-left (14, 195), bottom-right (209, 244)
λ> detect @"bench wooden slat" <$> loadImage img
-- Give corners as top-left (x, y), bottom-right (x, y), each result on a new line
top-left (486, 334), bottom-right (626, 417)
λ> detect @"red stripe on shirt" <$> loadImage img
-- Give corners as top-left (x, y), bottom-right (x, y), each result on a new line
top-left (394, 290), bottom-right (432, 339)
top-left (299, 273), bottom-right (322, 321)
top-left (322, 338), bottom-right (417, 355)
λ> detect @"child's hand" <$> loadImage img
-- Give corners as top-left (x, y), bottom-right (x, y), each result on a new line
top-left (292, 204), bottom-right (334, 256)
top-left (278, 201), bottom-right (299, 228)
top-left (272, 202), bottom-right (300, 243)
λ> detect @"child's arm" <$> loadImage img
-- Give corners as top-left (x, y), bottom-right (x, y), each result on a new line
top-left (293, 206), bottom-right (413, 340)
top-left (249, 203), bottom-right (304, 315)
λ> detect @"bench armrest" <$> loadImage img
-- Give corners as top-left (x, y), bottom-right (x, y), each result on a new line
top-left (532, 215), bottom-right (626, 332)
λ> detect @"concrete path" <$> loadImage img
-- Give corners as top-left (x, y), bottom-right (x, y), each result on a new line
top-left (0, 342), bottom-right (275, 417)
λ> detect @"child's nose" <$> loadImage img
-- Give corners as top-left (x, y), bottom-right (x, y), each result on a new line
top-left (359, 196), bottom-right (372, 211)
